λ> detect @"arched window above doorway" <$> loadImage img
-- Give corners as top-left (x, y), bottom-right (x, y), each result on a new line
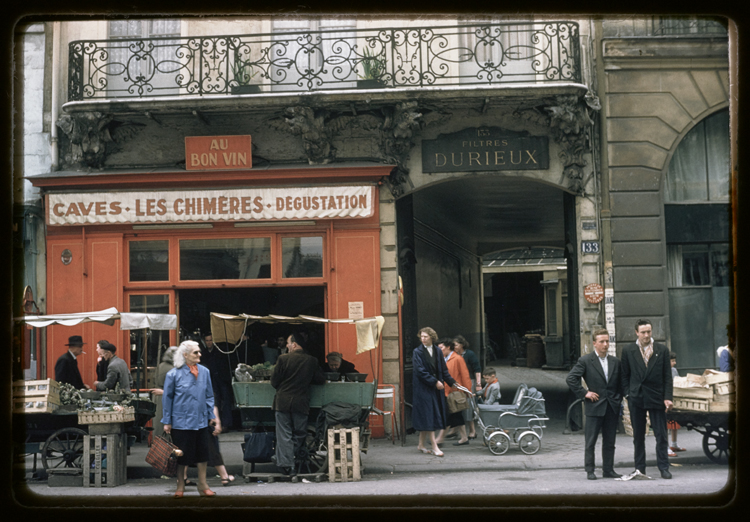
top-left (664, 109), bottom-right (729, 202)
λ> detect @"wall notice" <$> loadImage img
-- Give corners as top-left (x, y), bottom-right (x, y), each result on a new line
top-left (348, 302), bottom-right (364, 320)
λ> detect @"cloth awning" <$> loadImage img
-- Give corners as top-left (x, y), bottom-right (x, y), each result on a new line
top-left (19, 307), bottom-right (178, 330)
top-left (210, 312), bottom-right (385, 354)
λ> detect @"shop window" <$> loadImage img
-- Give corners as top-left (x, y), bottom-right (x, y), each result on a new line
top-left (129, 293), bottom-right (170, 389)
top-left (129, 240), bottom-right (169, 281)
top-left (282, 236), bottom-right (323, 278)
top-left (179, 237), bottom-right (271, 280)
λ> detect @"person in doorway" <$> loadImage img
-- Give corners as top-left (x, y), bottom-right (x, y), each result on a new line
top-left (95, 340), bottom-right (111, 382)
top-left (453, 335), bottom-right (481, 439)
top-left (411, 327), bottom-right (457, 457)
top-left (270, 332), bottom-right (325, 476)
top-left (477, 367), bottom-right (501, 405)
top-left (621, 319), bottom-right (674, 479)
top-left (667, 352), bottom-right (685, 457)
top-left (94, 343), bottom-right (133, 393)
top-left (151, 346), bottom-right (178, 439)
top-left (201, 333), bottom-right (234, 431)
top-left (434, 338), bottom-right (472, 447)
top-left (566, 329), bottom-right (624, 480)
top-left (55, 335), bottom-right (90, 390)
top-left (717, 345), bottom-right (734, 373)
top-left (162, 340), bottom-right (216, 498)
top-left (322, 352), bottom-right (357, 375)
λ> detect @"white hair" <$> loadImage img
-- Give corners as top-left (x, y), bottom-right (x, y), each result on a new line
top-left (174, 340), bottom-right (199, 368)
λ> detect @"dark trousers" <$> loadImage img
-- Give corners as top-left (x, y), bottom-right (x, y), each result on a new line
top-left (628, 400), bottom-right (670, 472)
top-left (213, 380), bottom-right (234, 429)
top-left (274, 411), bottom-right (308, 469)
top-left (584, 403), bottom-right (619, 473)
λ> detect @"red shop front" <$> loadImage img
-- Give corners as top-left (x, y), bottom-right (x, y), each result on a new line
top-left (32, 162), bottom-right (393, 390)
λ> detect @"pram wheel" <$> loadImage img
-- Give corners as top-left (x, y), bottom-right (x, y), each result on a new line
top-left (483, 425), bottom-right (498, 442)
top-left (532, 425), bottom-right (543, 440)
top-left (487, 431), bottom-right (511, 455)
top-left (517, 431), bottom-right (541, 455)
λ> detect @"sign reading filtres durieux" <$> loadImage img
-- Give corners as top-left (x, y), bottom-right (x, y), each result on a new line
top-left (422, 127), bottom-right (549, 173)
top-left (47, 185), bottom-right (375, 226)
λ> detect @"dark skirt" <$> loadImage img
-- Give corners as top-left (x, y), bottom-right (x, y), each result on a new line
top-left (447, 411), bottom-right (464, 428)
top-left (171, 426), bottom-right (212, 466)
top-left (207, 427), bottom-right (224, 467)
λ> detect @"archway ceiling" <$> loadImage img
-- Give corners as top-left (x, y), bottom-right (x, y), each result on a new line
top-left (412, 176), bottom-right (565, 257)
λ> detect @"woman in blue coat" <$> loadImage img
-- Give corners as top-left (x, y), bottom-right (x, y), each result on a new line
top-left (162, 340), bottom-right (217, 498)
top-left (412, 327), bottom-right (456, 457)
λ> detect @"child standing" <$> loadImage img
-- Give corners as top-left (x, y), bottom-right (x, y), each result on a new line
top-left (477, 368), bottom-right (501, 405)
top-left (668, 351), bottom-right (686, 457)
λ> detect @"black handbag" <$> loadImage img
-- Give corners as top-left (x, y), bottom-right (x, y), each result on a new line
top-left (242, 431), bottom-right (276, 463)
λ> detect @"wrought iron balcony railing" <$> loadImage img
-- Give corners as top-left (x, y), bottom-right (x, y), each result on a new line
top-left (68, 21), bottom-right (581, 101)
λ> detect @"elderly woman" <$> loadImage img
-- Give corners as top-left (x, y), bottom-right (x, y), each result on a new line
top-left (162, 340), bottom-right (217, 498)
top-left (412, 327), bottom-right (457, 457)
top-left (434, 338), bottom-right (472, 446)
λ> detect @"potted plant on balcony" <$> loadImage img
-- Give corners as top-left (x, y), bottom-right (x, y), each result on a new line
top-left (231, 57), bottom-right (261, 94)
top-left (357, 47), bottom-right (386, 89)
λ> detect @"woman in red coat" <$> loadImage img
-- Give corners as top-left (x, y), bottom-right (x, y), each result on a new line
top-left (435, 338), bottom-right (472, 446)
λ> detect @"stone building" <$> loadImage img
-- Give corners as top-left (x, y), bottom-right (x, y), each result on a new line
top-left (12, 15), bottom-right (733, 435)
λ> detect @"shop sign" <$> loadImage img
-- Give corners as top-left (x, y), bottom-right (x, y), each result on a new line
top-left (583, 283), bottom-right (604, 304)
top-left (185, 135), bottom-right (252, 170)
top-left (422, 127), bottom-right (549, 173)
top-left (47, 185), bottom-right (375, 226)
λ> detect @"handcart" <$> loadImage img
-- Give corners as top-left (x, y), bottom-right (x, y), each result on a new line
top-left (232, 379), bottom-right (376, 482)
top-left (666, 409), bottom-right (735, 464)
top-left (458, 383), bottom-right (549, 455)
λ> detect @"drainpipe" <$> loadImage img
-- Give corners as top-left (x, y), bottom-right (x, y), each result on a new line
top-left (50, 21), bottom-right (60, 171)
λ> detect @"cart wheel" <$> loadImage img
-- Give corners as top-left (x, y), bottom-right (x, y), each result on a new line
top-left (487, 431), bottom-right (511, 456)
top-left (295, 429), bottom-right (328, 475)
top-left (518, 431), bottom-right (541, 455)
top-left (42, 428), bottom-right (87, 470)
top-left (703, 426), bottom-right (733, 464)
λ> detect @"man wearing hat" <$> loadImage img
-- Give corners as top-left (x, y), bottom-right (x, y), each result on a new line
top-left (55, 335), bottom-right (90, 389)
top-left (94, 343), bottom-right (133, 393)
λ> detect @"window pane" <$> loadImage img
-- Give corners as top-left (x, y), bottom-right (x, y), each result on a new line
top-left (668, 288), bottom-right (714, 369)
top-left (665, 121), bottom-right (708, 201)
top-left (129, 294), bottom-right (170, 388)
top-left (129, 240), bottom-right (169, 281)
top-left (681, 245), bottom-right (710, 286)
top-left (710, 244), bottom-right (730, 287)
top-left (180, 238), bottom-right (271, 280)
top-left (282, 237), bottom-right (323, 278)
top-left (705, 110), bottom-right (730, 201)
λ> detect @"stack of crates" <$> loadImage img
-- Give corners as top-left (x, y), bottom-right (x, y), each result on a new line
top-left (12, 379), bottom-right (61, 413)
top-left (673, 371), bottom-right (735, 412)
top-left (327, 427), bottom-right (361, 482)
top-left (78, 408), bottom-right (134, 487)
top-left (705, 371), bottom-right (735, 412)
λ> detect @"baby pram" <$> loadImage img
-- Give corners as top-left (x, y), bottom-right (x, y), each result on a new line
top-left (457, 383), bottom-right (549, 455)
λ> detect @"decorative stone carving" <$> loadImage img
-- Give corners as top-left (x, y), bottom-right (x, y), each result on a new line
top-left (378, 101), bottom-right (422, 197)
top-left (271, 106), bottom-right (358, 165)
top-left (56, 112), bottom-right (144, 169)
top-left (546, 94), bottom-right (599, 195)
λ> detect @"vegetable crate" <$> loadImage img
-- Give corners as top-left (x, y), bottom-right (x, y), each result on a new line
top-left (327, 428), bottom-right (361, 482)
top-left (13, 379), bottom-right (61, 405)
top-left (78, 407), bottom-right (135, 425)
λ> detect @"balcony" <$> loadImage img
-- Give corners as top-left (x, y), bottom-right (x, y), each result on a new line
top-left (68, 21), bottom-right (582, 101)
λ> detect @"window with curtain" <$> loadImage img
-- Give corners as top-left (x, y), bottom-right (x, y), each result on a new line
top-left (665, 109), bottom-right (730, 370)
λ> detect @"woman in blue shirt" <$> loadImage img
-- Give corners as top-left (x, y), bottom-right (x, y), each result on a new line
top-left (162, 340), bottom-right (217, 498)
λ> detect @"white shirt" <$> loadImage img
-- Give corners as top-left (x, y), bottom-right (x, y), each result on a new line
top-left (425, 345), bottom-right (433, 358)
top-left (597, 354), bottom-right (608, 381)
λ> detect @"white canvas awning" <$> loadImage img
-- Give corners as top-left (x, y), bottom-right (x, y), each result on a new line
top-left (19, 307), bottom-right (177, 330)
top-left (210, 312), bottom-right (384, 354)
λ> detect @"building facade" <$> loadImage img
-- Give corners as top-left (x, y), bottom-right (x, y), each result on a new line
top-left (12, 15), bottom-right (733, 435)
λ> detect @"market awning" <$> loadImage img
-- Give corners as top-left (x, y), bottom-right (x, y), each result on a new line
top-left (19, 307), bottom-right (178, 330)
top-left (210, 312), bottom-right (385, 354)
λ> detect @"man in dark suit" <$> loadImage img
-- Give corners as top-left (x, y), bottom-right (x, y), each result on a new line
top-left (621, 319), bottom-right (674, 479)
top-left (567, 328), bottom-right (623, 480)
top-left (54, 335), bottom-right (91, 390)
top-left (270, 332), bottom-right (325, 476)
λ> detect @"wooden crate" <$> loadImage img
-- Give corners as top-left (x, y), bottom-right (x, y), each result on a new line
top-left (83, 432), bottom-right (127, 487)
top-left (13, 397), bottom-right (59, 414)
top-left (78, 407), bottom-right (135, 425)
top-left (327, 428), bottom-right (361, 483)
top-left (13, 379), bottom-right (61, 404)
top-left (709, 401), bottom-right (734, 412)
top-left (713, 382), bottom-right (735, 395)
top-left (673, 397), bottom-right (709, 412)
top-left (712, 392), bottom-right (735, 403)
top-left (704, 371), bottom-right (733, 386)
top-left (673, 386), bottom-right (713, 400)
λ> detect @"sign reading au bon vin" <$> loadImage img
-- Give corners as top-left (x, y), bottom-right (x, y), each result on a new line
top-left (185, 135), bottom-right (252, 171)
top-left (422, 127), bottom-right (549, 173)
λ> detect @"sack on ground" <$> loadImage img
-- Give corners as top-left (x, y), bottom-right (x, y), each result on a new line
top-left (243, 431), bottom-right (276, 463)
top-left (145, 433), bottom-right (180, 476)
top-left (446, 390), bottom-right (469, 414)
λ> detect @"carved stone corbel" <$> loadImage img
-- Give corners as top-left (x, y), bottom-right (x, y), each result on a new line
top-left (378, 101), bottom-right (422, 197)
top-left (546, 94), bottom-right (599, 195)
top-left (57, 111), bottom-right (114, 169)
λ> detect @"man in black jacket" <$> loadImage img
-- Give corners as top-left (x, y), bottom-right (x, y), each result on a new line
top-left (55, 335), bottom-right (91, 390)
top-left (270, 332), bottom-right (325, 476)
top-left (621, 319), bottom-right (674, 479)
top-left (567, 329), bottom-right (623, 480)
